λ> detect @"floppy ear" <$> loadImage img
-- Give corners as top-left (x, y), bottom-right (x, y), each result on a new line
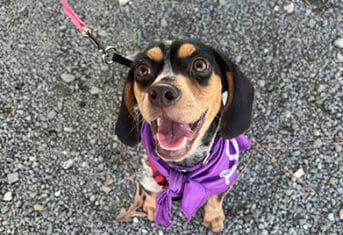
top-left (115, 72), bottom-right (141, 146)
top-left (214, 51), bottom-right (254, 139)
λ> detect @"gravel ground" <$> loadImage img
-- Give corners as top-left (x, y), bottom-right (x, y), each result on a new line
top-left (1, 0), bottom-right (342, 234)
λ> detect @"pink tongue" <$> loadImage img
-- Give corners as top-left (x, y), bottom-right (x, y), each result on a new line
top-left (156, 119), bottom-right (193, 150)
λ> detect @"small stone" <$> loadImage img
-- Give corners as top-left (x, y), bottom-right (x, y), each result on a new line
top-left (329, 177), bottom-right (337, 186)
top-left (100, 64), bottom-right (109, 72)
top-left (308, 19), bottom-right (316, 28)
top-left (3, 192), bottom-right (12, 201)
top-left (313, 130), bottom-right (321, 136)
top-left (30, 192), bottom-right (37, 198)
top-left (7, 172), bottom-right (19, 184)
top-left (59, 25), bottom-right (67, 31)
top-left (283, 110), bottom-right (292, 119)
top-left (90, 138), bottom-right (97, 145)
top-left (61, 73), bottom-right (76, 83)
top-left (333, 38), bottom-right (343, 48)
top-left (81, 162), bottom-right (89, 168)
top-left (270, 224), bottom-right (279, 234)
top-left (261, 230), bottom-right (268, 235)
top-left (317, 84), bottom-right (326, 93)
top-left (337, 53), bottom-right (343, 63)
top-left (18, 44), bottom-right (26, 49)
top-left (90, 195), bottom-right (96, 202)
top-left (64, 127), bottom-right (73, 132)
top-left (61, 159), bottom-right (74, 170)
top-left (1, 206), bottom-right (9, 214)
top-left (293, 168), bottom-right (304, 179)
top-left (33, 204), bottom-right (44, 211)
top-left (29, 156), bottom-right (36, 161)
top-left (328, 213), bottom-right (335, 221)
top-left (133, 217), bottom-right (139, 223)
top-left (101, 186), bottom-right (111, 194)
top-left (47, 110), bottom-right (57, 120)
top-left (314, 139), bottom-right (322, 147)
top-left (257, 80), bottom-right (266, 87)
top-left (98, 30), bottom-right (108, 38)
top-left (339, 208), bottom-right (343, 220)
top-left (299, 218), bottom-right (307, 226)
top-left (54, 191), bottom-right (61, 197)
top-left (57, 101), bottom-right (63, 111)
top-left (16, 201), bottom-right (23, 208)
top-left (236, 55), bottom-right (243, 63)
top-left (161, 18), bottom-right (168, 27)
top-left (47, 223), bottom-right (53, 235)
top-left (283, 2), bottom-right (294, 14)
top-left (119, 0), bottom-right (130, 6)
top-left (90, 86), bottom-right (102, 95)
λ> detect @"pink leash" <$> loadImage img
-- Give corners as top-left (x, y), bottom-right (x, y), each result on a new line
top-left (60, 0), bottom-right (87, 32)
top-left (60, 0), bottom-right (132, 67)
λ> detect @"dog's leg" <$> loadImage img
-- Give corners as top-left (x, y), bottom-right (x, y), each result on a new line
top-left (138, 156), bottom-right (161, 221)
top-left (203, 194), bottom-right (225, 232)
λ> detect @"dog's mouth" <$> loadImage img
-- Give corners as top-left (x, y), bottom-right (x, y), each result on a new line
top-left (150, 112), bottom-right (206, 161)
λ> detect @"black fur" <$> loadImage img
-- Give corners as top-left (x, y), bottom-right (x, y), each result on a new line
top-left (115, 70), bottom-right (141, 146)
top-left (213, 51), bottom-right (254, 139)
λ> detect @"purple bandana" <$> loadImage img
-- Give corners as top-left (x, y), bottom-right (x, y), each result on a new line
top-left (141, 122), bottom-right (251, 227)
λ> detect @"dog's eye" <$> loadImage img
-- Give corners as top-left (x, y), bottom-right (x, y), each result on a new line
top-left (135, 63), bottom-right (151, 79)
top-left (192, 58), bottom-right (209, 73)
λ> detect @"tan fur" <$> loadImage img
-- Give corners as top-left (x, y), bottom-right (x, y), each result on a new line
top-left (146, 47), bottom-right (164, 62)
top-left (132, 72), bottom-right (222, 162)
top-left (203, 195), bottom-right (225, 232)
top-left (177, 43), bottom-right (196, 58)
top-left (224, 72), bottom-right (234, 109)
top-left (172, 73), bottom-right (222, 162)
top-left (124, 81), bottom-right (136, 118)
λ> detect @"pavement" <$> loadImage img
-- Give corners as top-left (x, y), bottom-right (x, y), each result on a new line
top-left (0, 0), bottom-right (342, 234)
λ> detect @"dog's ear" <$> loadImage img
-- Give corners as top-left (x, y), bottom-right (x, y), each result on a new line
top-left (115, 71), bottom-right (141, 146)
top-left (213, 51), bottom-right (254, 139)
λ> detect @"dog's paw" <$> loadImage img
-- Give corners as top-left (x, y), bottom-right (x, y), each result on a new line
top-left (203, 195), bottom-right (225, 232)
top-left (143, 192), bottom-right (156, 221)
top-left (203, 208), bottom-right (225, 232)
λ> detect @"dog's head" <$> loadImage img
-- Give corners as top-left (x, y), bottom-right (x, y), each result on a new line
top-left (115, 40), bottom-right (253, 163)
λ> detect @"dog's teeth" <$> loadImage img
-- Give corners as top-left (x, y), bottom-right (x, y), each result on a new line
top-left (157, 118), bottom-right (161, 127)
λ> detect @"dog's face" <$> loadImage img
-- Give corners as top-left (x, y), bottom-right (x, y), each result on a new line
top-left (115, 40), bottom-right (254, 163)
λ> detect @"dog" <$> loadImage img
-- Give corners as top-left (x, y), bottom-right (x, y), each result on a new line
top-left (115, 39), bottom-right (254, 231)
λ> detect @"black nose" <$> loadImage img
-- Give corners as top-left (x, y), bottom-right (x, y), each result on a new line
top-left (148, 83), bottom-right (181, 107)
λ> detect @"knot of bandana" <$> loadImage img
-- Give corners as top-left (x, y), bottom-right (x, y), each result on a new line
top-left (141, 122), bottom-right (251, 227)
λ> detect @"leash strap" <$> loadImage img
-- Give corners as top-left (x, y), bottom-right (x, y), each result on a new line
top-left (60, 0), bottom-right (133, 67)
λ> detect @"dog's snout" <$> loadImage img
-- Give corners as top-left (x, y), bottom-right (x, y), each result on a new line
top-left (148, 83), bottom-right (180, 107)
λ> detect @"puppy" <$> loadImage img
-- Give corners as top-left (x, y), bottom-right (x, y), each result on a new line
top-left (115, 39), bottom-right (254, 231)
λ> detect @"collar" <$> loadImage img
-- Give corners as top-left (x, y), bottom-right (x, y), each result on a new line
top-left (140, 122), bottom-right (251, 228)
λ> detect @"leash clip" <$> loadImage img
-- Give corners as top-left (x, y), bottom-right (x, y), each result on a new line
top-left (83, 29), bottom-right (114, 65)
top-left (82, 29), bottom-right (132, 66)
top-left (102, 46), bottom-right (118, 65)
